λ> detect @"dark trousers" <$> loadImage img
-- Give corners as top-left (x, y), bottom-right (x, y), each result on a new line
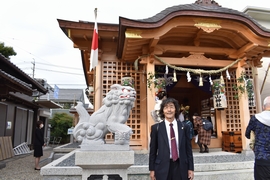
top-left (167, 159), bottom-right (181, 180)
top-left (254, 164), bottom-right (270, 180)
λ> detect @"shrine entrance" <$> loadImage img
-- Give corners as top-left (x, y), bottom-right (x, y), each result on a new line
top-left (154, 65), bottom-right (219, 148)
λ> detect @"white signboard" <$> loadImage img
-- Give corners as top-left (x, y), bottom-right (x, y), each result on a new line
top-left (7, 121), bottom-right (12, 129)
top-left (67, 128), bottom-right (73, 134)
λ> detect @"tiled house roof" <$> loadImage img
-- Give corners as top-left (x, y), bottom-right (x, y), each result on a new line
top-left (39, 89), bottom-right (85, 103)
top-left (0, 69), bottom-right (33, 94)
top-left (0, 53), bottom-right (48, 94)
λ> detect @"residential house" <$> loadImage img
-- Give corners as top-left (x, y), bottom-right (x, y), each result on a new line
top-left (0, 53), bottom-right (61, 151)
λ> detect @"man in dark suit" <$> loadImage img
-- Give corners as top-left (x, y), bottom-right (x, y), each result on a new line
top-left (149, 98), bottom-right (194, 180)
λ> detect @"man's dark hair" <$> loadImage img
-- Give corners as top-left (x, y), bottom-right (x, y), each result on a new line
top-left (159, 98), bottom-right (180, 120)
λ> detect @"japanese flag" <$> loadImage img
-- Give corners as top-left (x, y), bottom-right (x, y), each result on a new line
top-left (90, 8), bottom-right (98, 71)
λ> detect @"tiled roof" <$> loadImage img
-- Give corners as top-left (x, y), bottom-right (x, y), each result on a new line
top-left (0, 53), bottom-right (48, 93)
top-left (0, 69), bottom-right (33, 94)
top-left (128, 1), bottom-right (270, 32)
top-left (39, 89), bottom-right (84, 103)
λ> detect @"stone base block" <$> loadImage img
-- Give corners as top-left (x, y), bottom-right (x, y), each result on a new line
top-left (76, 149), bottom-right (134, 180)
top-left (79, 144), bottom-right (129, 151)
top-left (82, 168), bottom-right (129, 180)
top-left (75, 149), bottom-right (134, 169)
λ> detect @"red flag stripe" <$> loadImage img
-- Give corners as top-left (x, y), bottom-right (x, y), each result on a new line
top-left (91, 22), bottom-right (98, 50)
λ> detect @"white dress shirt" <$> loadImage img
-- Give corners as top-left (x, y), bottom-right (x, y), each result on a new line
top-left (165, 119), bottom-right (179, 159)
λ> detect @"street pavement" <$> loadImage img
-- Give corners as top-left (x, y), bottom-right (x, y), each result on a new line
top-left (0, 147), bottom-right (53, 180)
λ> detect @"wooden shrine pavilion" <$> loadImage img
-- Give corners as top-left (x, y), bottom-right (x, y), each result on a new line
top-left (57, 0), bottom-right (270, 151)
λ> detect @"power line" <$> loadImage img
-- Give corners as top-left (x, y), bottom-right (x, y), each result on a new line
top-left (0, 37), bottom-right (77, 66)
top-left (13, 60), bottom-right (83, 71)
top-left (35, 62), bottom-right (82, 70)
top-left (35, 67), bottom-right (84, 75)
top-left (2, 36), bottom-right (73, 51)
top-left (49, 84), bottom-right (86, 85)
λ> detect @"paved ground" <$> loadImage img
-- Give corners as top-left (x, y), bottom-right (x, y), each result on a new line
top-left (0, 147), bottom-right (53, 180)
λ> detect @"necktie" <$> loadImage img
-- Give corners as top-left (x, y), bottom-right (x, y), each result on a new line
top-left (170, 123), bottom-right (178, 161)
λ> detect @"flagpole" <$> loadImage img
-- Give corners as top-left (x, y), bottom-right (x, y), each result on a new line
top-left (90, 8), bottom-right (98, 71)
top-left (94, 8), bottom-right (97, 19)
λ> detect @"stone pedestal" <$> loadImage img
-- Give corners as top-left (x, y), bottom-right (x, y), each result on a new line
top-left (75, 145), bottom-right (134, 180)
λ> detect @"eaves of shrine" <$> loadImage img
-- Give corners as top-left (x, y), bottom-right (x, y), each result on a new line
top-left (117, 0), bottom-right (270, 68)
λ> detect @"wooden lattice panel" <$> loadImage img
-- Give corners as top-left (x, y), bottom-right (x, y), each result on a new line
top-left (224, 67), bottom-right (257, 131)
top-left (224, 70), bottom-right (241, 131)
top-left (102, 60), bottom-right (142, 142)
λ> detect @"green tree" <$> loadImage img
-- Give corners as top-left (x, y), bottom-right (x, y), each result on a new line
top-left (49, 113), bottom-right (73, 144)
top-left (0, 42), bottom-right (17, 59)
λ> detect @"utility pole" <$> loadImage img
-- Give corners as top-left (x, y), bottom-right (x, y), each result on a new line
top-left (260, 62), bottom-right (270, 94)
top-left (31, 58), bottom-right (35, 78)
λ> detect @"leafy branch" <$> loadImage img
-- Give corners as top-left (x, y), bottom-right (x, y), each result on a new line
top-left (232, 71), bottom-right (253, 99)
top-left (147, 72), bottom-right (166, 93)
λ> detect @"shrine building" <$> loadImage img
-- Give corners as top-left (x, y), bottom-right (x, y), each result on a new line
top-left (57, 0), bottom-right (270, 151)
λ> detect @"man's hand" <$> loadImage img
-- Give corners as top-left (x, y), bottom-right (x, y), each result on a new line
top-left (150, 171), bottom-right (156, 180)
top-left (188, 170), bottom-right (194, 180)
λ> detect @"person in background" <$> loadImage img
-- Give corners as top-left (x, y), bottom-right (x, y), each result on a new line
top-left (179, 104), bottom-right (190, 122)
top-left (193, 113), bottom-right (211, 153)
top-left (149, 98), bottom-right (194, 180)
top-left (34, 120), bottom-right (45, 170)
top-left (245, 96), bottom-right (270, 180)
top-left (206, 116), bottom-right (214, 135)
top-left (151, 91), bottom-right (167, 123)
top-left (184, 113), bottom-right (194, 141)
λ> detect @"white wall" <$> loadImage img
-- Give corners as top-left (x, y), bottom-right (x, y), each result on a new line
top-left (244, 7), bottom-right (270, 105)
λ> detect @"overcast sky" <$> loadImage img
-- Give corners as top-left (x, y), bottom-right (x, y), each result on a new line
top-left (0, 0), bottom-right (268, 89)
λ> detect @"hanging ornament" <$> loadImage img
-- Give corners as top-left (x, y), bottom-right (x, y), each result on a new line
top-left (173, 69), bottom-right (177, 82)
top-left (165, 65), bottom-right (168, 74)
top-left (226, 69), bottom-right (230, 80)
top-left (121, 74), bottom-right (135, 88)
top-left (209, 75), bottom-right (213, 85)
top-left (199, 75), bottom-right (203, 86)
top-left (220, 73), bottom-right (224, 84)
top-left (187, 71), bottom-right (191, 82)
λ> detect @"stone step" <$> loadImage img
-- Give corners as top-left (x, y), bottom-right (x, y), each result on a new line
top-left (195, 161), bottom-right (254, 172)
top-left (128, 161), bottom-right (254, 173)
top-left (194, 169), bottom-right (254, 180)
top-left (134, 149), bottom-right (254, 165)
top-left (128, 162), bottom-right (254, 180)
top-left (41, 149), bottom-right (255, 180)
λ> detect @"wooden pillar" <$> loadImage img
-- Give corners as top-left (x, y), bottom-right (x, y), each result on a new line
top-left (236, 62), bottom-right (250, 151)
top-left (94, 59), bottom-right (102, 110)
top-left (253, 67), bottom-right (262, 113)
top-left (146, 56), bottom-right (156, 146)
top-left (139, 65), bottom-right (148, 149)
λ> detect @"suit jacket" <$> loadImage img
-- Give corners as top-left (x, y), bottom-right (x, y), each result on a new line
top-left (34, 127), bottom-right (44, 146)
top-left (149, 120), bottom-right (194, 180)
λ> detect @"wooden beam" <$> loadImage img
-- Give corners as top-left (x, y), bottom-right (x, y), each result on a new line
top-left (154, 45), bottom-right (236, 55)
top-left (149, 38), bottom-right (159, 49)
top-left (261, 50), bottom-right (270, 57)
top-left (193, 29), bottom-right (203, 46)
top-left (229, 43), bottom-right (258, 59)
top-left (154, 56), bottom-right (238, 68)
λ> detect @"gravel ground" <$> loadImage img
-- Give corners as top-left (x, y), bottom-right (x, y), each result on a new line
top-left (0, 147), bottom-right (53, 180)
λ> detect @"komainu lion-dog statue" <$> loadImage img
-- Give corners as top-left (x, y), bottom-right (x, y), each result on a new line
top-left (73, 84), bottom-right (136, 146)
